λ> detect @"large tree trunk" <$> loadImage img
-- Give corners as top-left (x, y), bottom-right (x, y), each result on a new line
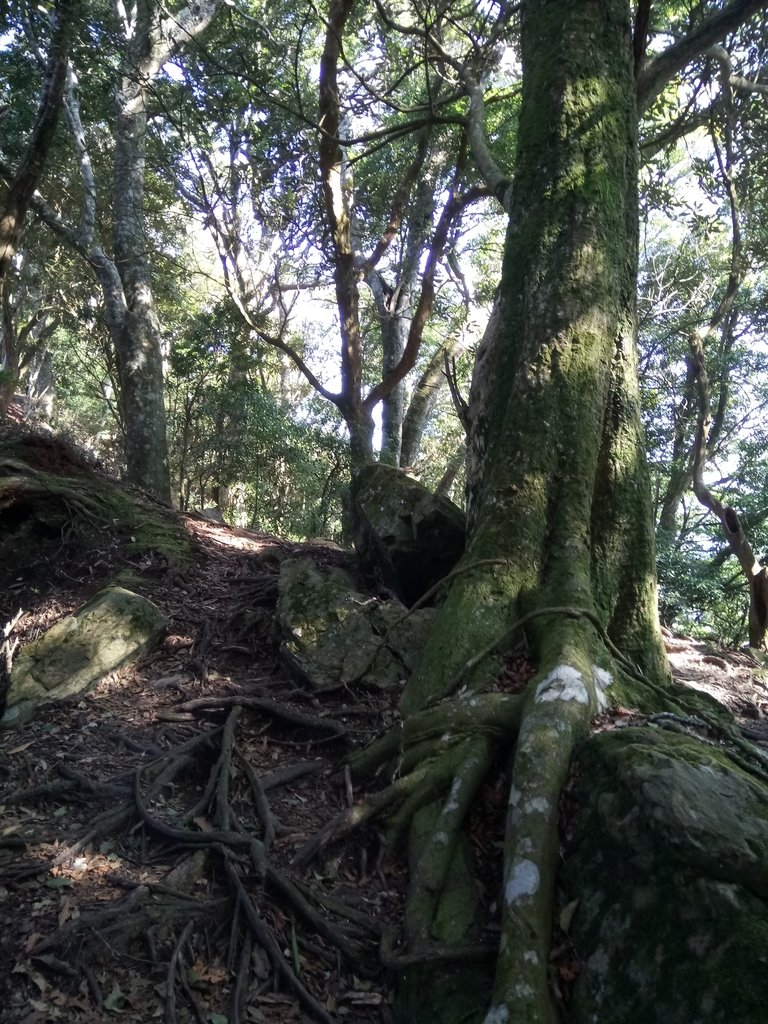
top-left (391, 2), bottom-right (668, 1020)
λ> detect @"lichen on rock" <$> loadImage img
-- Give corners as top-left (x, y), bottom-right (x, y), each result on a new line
top-left (2, 586), bottom-right (166, 727)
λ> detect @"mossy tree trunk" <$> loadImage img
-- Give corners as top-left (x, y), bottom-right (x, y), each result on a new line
top-left (389, 2), bottom-right (669, 1021)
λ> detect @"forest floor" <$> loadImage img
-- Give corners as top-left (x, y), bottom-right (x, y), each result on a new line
top-left (2, 430), bottom-right (768, 1024)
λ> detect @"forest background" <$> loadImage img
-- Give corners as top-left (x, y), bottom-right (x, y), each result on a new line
top-left (3, 0), bottom-right (768, 648)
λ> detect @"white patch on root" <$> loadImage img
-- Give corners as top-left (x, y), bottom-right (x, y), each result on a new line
top-left (433, 831), bottom-right (449, 845)
top-left (508, 785), bottom-right (522, 808)
top-left (482, 1006), bottom-right (510, 1024)
top-left (505, 859), bottom-right (540, 904)
top-left (524, 797), bottom-right (550, 815)
top-left (535, 665), bottom-right (589, 704)
top-left (592, 665), bottom-right (612, 709)
top-left (523, 949), bottom-right (539, 965)
top-left (445, 777), bottom-right (463, 812)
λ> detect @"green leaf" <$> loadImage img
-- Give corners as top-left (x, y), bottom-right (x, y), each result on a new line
top-left (290, 921), bottom-right (301, 975)
top-left (559, 899), bottom-right (579, 933)
top-left (45, 876), bottom-right (74, 889)
top-left (104, 987), bottom-right (126, 1012)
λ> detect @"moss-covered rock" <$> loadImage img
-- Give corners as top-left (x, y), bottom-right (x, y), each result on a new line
top-left (564, 728), bottom-right (768, 1023)
top-left (1, 586), bottom-right (166, 727)
top-left (276, 555), bottom-right (433, 690)
top-left (351, 464), bottom-right (465, 605)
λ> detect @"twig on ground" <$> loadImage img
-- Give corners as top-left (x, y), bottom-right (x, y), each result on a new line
top-left (165, 921), bottom-right (194, 1024)
top-left (218, 847), bottom-right (336, 1024)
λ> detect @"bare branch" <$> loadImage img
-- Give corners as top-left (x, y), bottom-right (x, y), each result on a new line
top-left (365, 185), bottom-right (488, 410)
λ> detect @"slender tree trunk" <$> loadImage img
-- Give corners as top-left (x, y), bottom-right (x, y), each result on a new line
top-left (393, 3), bottom-right (668, 1020)
top-left (0, 0), bottom-right (78, 415)
top-left (0, 292), bottom-right (18, 415)
top-left (112, 67), bottom-right (170, 500)
top-left (0, 0), bottom-right (78, 289)
top-left (400, 337), bottom-right (465, 468)
top-left (345, 402), bottom-right (375, 470)
top-left (434, 441), bottom-right (466, 499)
top-left (379, 311), bottom-right (407, 466)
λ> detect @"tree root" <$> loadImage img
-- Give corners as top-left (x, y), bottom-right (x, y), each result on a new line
top-left (157, 693), bottom-right (350, 738)
top-left (30, 873), bottom-right (214, 956)
top-left (350, 691), bottom-right (523, 781)
top-left (219, 848), bottom-right (337, 1024)
top-left (7, 695), bottom-right (383, 1024)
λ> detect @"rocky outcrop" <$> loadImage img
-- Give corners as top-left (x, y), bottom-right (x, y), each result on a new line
top-left (1, 586), bottom-right (166, 727)
top-left (350, 464), bottom-right (465, 605)
top-left (275, 555), bottom-right (433, 690)
top-left (564, 728), bottom-right (768, 1023)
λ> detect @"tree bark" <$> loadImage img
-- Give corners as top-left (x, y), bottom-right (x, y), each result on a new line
top-left (108, 0), bottom-right (221, 498)
top-left (400, 337), bottom-right (465, 469)
top-left (0, 0), bottom-right (78, 290)
top-left (0, 0), bottom-right (78, 414)
top-left (394, 2), bottom-right (668, 1020)
top-left (112, 57), bottom-right (171, 500)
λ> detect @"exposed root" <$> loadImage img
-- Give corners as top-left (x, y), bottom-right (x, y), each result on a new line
top-left (30, 869), bottom-right (214, 956)
top-left (8, 696), bottom-right (373, 1024)
top-left (350, 691), bottom-right (523, 781)
top-left (156, 693), bottom-right (350, 738)
top-left (219, 848), bottom-right (337, 1024)
top-left (405, 736), bottom-right (495, 945)
top-left (293, 756), bottom-right (439, 866)
top-left (483, 659), bottom-right (601, 1024)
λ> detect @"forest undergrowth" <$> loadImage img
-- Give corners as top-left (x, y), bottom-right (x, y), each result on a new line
top-left (1, 430), bottom-right (767, 1024)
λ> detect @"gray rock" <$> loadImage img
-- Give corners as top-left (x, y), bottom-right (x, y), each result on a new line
top-left (2, 586), bottom-right (166, 727)
top-left (351, 463), bottom-right (465, 605)
top-left (199, 507), bottom-right (225, 523)
top-left (564, 728), bottom-right (768, 1023)
top-left (276, 555), bottom-right (433, 690)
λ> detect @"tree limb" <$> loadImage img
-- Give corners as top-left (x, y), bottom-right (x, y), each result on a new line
top-left (638, 0), bottom-right (768, 113)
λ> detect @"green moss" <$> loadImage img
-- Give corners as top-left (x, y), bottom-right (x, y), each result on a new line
top-left (0, 455), bottom-right (193, 569)
top-left (395, 963), bottom-right (492, 1024)
top-left (565, 728), bottom-right (768, 1022)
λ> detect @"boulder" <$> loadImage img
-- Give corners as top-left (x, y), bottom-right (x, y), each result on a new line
top-left (351, 464), bottom-right (465, 605)
top-left (276, 555), bottom-right (433, 690)
top-left (564, 727), bottom-right (768, 1023)
top-left (1, 586), bottom-right (167, 727)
